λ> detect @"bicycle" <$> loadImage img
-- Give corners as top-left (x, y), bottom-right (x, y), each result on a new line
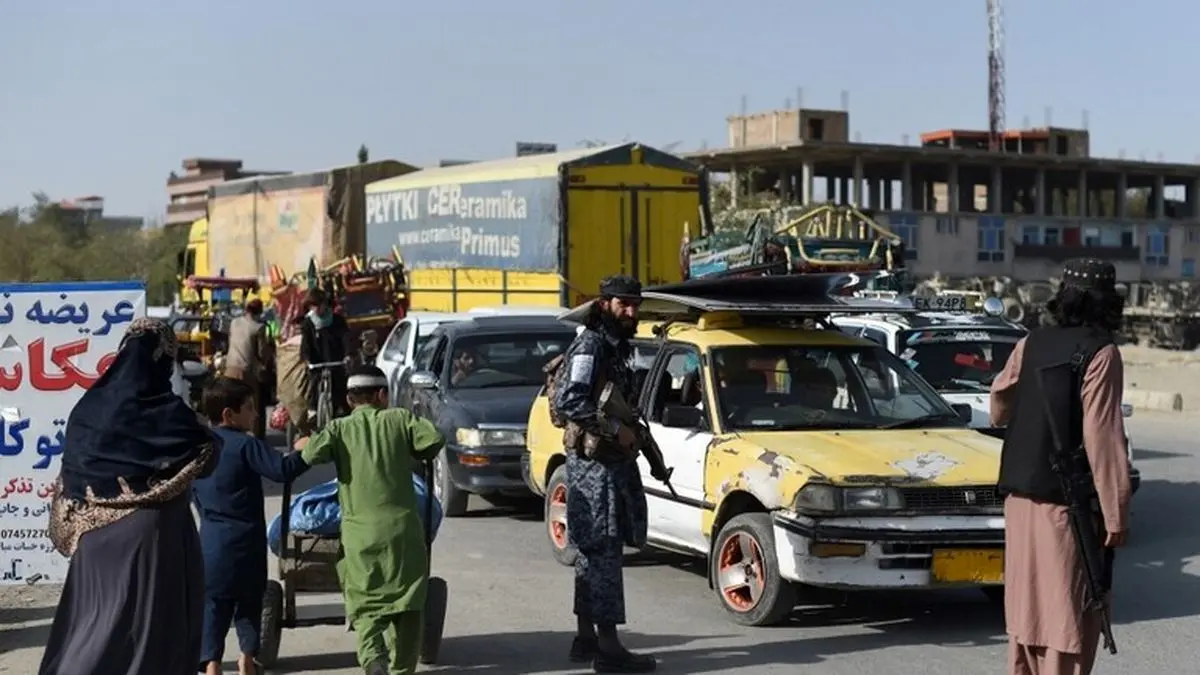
top-left (307, 361), bottom-right (344, 431)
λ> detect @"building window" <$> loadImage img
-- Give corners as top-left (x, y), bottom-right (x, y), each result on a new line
top-left (1043, 227), bottom-right (1061, 246)
top-left (1120, 224), bottom-right (1135, 249)
top-left (1083, 226), bottom-right (1100, 247)
top-left (1188, 227), bottom-right (1200, 244)
top-left (935, 217), bottom-right (959, 235)
top-left (1145, 225), bottom-right (1169, 267)
top-left (1021, 225), bottom-right (1041, 244)
top-left (891, 215), bottom-right (918, 260)
top-left (977, 217), bottom-right (1005, 262)
top-left (1183, 258), bottom-right (1196, 278)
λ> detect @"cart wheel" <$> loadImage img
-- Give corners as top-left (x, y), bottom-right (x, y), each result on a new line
top-left (419, 577), bottom-right (448, 665)
top-left (258, 580), bottom-right (284, 668)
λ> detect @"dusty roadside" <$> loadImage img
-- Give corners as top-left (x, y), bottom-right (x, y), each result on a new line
top-left (1121, 345), bottom-right (1200, 411)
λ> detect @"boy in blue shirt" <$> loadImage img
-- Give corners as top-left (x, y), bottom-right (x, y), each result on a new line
top-left (193, 377), bottom-right (310, 675)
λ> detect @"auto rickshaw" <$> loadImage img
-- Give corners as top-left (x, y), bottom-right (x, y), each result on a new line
top-left (176, 275), bottom-right (262, 369)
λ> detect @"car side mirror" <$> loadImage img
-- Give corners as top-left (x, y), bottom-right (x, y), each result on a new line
top-left (662, 405), bottom-right (704, 429)
top-left (410, 371), bottom-right (438, 390)
top-left (951, 403), bottom-right (973, 424)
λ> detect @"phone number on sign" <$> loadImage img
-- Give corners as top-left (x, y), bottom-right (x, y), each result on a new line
top-left (0, 529), bottom-right (48, 539)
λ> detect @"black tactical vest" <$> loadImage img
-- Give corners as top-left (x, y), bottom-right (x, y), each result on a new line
top-left (997, 326), bottom-right (1113, 504)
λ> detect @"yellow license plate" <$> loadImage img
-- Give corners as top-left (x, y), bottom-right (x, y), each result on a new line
top-left (931, 549), bottom-right (1004, 584)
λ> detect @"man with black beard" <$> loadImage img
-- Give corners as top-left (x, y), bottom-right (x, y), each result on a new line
top-left (553, 275), bottom-right (656, 673)
top-left (991, 258), bottom-right (1132, 674)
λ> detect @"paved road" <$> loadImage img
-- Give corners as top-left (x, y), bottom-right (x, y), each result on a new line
top-left (2, 413), bottom-right (1196, 674)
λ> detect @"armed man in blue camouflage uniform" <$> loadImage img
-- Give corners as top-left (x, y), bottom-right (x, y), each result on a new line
top-left (553, 275), bottom-right (656, 673)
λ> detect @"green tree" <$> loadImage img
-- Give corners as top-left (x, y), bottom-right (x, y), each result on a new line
top-left (0, 195), bottom-right (188, 306)
top-left (357, 144), bottom-right (369, 164)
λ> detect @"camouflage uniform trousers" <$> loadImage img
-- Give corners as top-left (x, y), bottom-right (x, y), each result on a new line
top-left (565, 451), bottom-right (647, 626)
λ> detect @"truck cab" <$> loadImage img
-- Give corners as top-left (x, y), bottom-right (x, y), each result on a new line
top-left (177, 217), bottom-right (210, 306)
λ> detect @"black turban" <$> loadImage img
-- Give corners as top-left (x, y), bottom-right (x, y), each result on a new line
top-left (1061, 258), bottom-right (1117, 293)
top-left (599, 274), bottom-right (642, 301)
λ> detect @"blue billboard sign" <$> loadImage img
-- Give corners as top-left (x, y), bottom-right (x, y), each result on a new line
top-left (365, 177), bottom-right (561, 271)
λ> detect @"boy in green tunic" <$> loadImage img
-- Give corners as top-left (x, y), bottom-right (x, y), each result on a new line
top-left (295, 365), bottom-right (445, 675)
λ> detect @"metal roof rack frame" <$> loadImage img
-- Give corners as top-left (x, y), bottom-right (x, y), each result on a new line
top-left (556, 272), bottom-right (921, 328)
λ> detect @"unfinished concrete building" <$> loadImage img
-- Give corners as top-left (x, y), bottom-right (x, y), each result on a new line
top-left (687, 107), bottom-right (1200, 282)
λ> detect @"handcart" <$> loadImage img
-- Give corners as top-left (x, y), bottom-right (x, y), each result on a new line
top-left (258, 451), bottom-right (448, 668)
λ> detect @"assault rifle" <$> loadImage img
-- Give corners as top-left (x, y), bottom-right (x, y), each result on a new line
top-left (597, 381), bottom-right (677, 497)
top-left (1034, 360), bottom-right (1118, 655)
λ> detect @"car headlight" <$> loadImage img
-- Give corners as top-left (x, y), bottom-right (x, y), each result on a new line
top-left (794, 484), bottom-right (840, 512)
top-left (454, 428), bottom-right (526, 447)
top-left (843, 487), bottom-right (905, 510)
top-left (1120, 403), bottom-right (1133, 418)
top-left (793, 483), bottom-right (905, 514)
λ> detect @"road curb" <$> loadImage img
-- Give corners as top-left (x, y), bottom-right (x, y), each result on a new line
top-left (1123, 388), bottom-right (1184, 413)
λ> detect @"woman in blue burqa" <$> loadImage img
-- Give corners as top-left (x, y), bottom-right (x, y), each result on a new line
top-left (39, 318), bottom-right (221, 675)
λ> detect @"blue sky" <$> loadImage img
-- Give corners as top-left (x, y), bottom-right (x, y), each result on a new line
top-left (0, 0), bottom-right (1189, 218)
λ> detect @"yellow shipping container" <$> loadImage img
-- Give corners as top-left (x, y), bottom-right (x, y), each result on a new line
top-left (364, 143), bottom-right (709, 311)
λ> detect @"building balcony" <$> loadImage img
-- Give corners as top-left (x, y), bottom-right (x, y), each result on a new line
top-left (166, 175), bottom-right (230, 200)
top-left (1013, 244), bottom-right (1140, 262)
top-left (167, 202), bottom-right (206, 215)
top-left (165, 202), bottom-right (206, 226)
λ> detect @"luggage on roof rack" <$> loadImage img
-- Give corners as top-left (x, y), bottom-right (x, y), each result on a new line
top-left (680, 203), bottom-right (911, 292)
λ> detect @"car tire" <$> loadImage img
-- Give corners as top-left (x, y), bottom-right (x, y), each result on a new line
top-left (258, 580), bottom-right (285, 668)
top-left (435, 452), bottom-right (470, 517)
top-left (545, 464), bottom-right (578, 567)
top-left (710, 513), bottom-right (796, 626)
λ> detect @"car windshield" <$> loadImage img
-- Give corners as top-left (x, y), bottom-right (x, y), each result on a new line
top-left (710, 344), bottom-right (960, 431)
top-left (897, 329), bottom-right (1023, 392)
top-left (414, 320), bottom-right (464, 355)
top-left (447, 332), bottom-right (574, 389)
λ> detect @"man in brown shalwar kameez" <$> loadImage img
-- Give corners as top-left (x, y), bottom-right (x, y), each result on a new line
top-left (990, 257), bottom-right (1132, 675)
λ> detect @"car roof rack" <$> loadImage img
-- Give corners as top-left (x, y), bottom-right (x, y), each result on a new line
top-left (641, 272), bottom-right (919, 320)
top-left (555, 271), bottom-right (921, 329)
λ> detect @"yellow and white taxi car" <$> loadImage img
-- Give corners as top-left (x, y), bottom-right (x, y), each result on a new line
top-left (522, 276), bottom-right (1008, 626)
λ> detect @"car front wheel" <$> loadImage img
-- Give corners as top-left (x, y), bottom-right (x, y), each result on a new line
top-left (434, 451), bottom-right (470, 517)
top-left (545, 464), bottom-right (578, 566)
top-left (710, 513), bottom-right (796, 626)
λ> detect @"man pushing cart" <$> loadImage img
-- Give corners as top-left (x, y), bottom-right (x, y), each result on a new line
top-left (292, 364), bottom-right (446, 675)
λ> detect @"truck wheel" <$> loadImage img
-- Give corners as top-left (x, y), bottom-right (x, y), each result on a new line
top-left (710, 513), bottom-right (796, 626)
top-left (258, 580), bottom-right (284, 668)
top-left (435, 452), bottom-right (470, 517)
top-left (419, 576), bottom-right (448, 664)
top-left (545, 464), bottom-right (578, 567)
